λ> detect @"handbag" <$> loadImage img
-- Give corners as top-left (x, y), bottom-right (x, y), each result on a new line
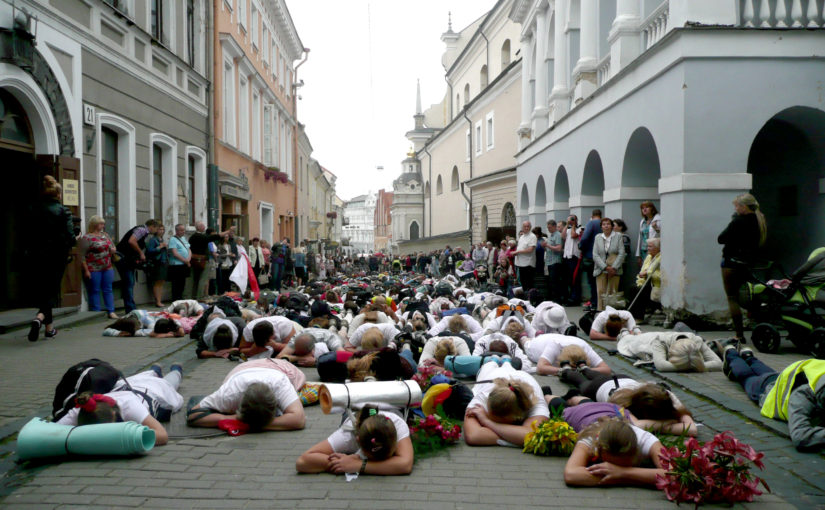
top-left (191, 253), bottom-right (207, 271)
top-left (258, 272), bottom-right (270, 285)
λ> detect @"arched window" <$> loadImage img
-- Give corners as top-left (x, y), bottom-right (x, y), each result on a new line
top-left (451, 166), bottom-right (459, 191)
top-left (0, 89), bottom-right (34, 150)
top-left (409, 221), bottom-right (420, 240)
top-left (480, 65), bottom-right (488, 89)
top-left (502, 202), bottom-right (516, 227)
top-left (436, 175), bottom-right (443, 195)
top-left (481, 205), bottom-right (488, 239)
top-left (455, 93), bottom-right (460, 116)
top-left (463, 83), bottom-right (470, 106)
top-left (425, 181), bottom-right (430, 196)
top-left (501, 39), bottom-right (511, 68)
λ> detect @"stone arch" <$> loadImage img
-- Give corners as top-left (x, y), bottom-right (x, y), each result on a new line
top-left (748, 106), bottom-right (825, 270)
top-left (480, 65), bottom-right (489, 89)
top-left (436, 175), bottom-right (443, 195)
top-left (425, 180), bottom-right (430, 196)
top-left (502, 202), bottom-right (516, 228)
top-left (621, 127), bottom-right (661, 188)
top-left (533, 175), bottom-right (547, 226)
top-left (451, 166), bottom-right (459, 190)
top-left (481, 205), bottom-right (488, 240)
top-left (0, 64), bottom-right (61, 155)
top-left (409, 220), bottom-right (420, 241)
top-left (579, 150), bottom-right (605, 218)
top-left (552, 165), bottom-right (570, 220)
top-left (463, 84), bottom-right (470, 106)
top-left (501, 39), bottom-right (511, 68)
top-left (519, 182), bottom-right (530, 221)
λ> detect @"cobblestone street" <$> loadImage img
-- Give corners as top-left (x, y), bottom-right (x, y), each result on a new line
top-left (1, 309), bottom-right (823, 509)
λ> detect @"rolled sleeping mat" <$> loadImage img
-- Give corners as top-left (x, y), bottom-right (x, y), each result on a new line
top-left (444, 355), bottom-right (482, 377)
top-left (319, 380), bottom-right (422, 414)
top-left (17, 418), bottom-right (155, 460)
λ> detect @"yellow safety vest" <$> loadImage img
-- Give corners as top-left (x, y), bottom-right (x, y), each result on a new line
top-left (760, 359), bottom-right (825, 421)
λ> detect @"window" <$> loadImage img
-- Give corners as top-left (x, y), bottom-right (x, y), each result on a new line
top-left (252, 91), bottom-right (261, 161)
top-left (475, 121), bottom-right (482, 155)
top-left (463, 83), bottom-right (470, 106)
top-left (185, 147), bottom-right (207, 225)
top-left (273, 110), bottom-right (280, 166)
top-left (436, 175), bottom-right (443, 195)
top-left (466, 129), bottom-right (471, 159)
top-left (151, 0), bottom-right (163, 41)
top-left (188, 155), bottom-right (196, 224)
top-left (455, 93), bottom-right (459, 116)
top-left (238, 0), bottom-right (246, 30)
top-left (262, 27), bottom-right (269, 64)
top-left (222, 61), bottom-right (235, 145)
top-left (239, 77), bottom-right (249, 154)
top-left (263, 104), bottom-right (273, 165)
top-left (486, 112), bottom-right (495, 149)
top-left (152, 144), bottom-right (162, 219)
top-left (501, 39), bottom-right (511, 67)
top-left (271, 39), bottom-right (277, 77)
top-left (102, 127), bottom-right (119, 235)
top-left (410, 221), bottom-right (420, 240)
top-left (451, 166), bottom-right (459, 191)
top-left (480, 65), bottom-right (488, 88)
top-left (251, 6), bottom-right (258, 49)
top-left (186, 0), bottom-right (195, 66)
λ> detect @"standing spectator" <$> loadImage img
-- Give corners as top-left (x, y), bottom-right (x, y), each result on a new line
top-left (444, 246), bottom-right (456, 274)
top-left (494, 255), bottom-right (515, 295)
top-left (248, 238), bottom-right (265, 278)
top-left (562, 215), bottom-right (583, 305)
top-left (187, 222), bottom-right (210, 299)
top-left (431, 250), bottom-right (441, 277)
top-left (542, 220), bottom-right (563, 302)
top-left (486, 241), bottom-right (499, 282)
top-left (145, 224), bottom-right (168, 307)
top-left (579, 209), bottom-right (603, 309)
top-left (217, 233), bottom-right (238, 294)
top-left (514, 221), bottom-right (538, 292)
top-left (533, 227), bottom-right (546, 275)
top-left (115, 218), bottom-right (160, 314)
top-left (629, 238), bottom-right (662, 320)
top-left (636, 201), bottom-right (661, 266)
top-left (294, 241), bottom-right (307, 286)
top-left (404, 254), bottom-right (413, 272)
top-left (207, 229), bottom-right (219, 296)
top-left (718, 193), bottom-right (767, 343)
top-left (270, 238), bottom-right (291, 290)
top-left (612, 219), bottom-right (633, 298)
top-left (80, 215), bottom-right (118, 319)
top-left (472, 243), bottom-right (487, 266)
top-left (593, 217), bottom-right (626, 311)
top-left (167, 224), bottom-right (191, 301)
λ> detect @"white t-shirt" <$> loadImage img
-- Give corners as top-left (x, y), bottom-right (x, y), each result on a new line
top-left (326, 410), bottom-right (410, 455)
top-left (203, 318), bottom-right (239, 350)
top-left (563, 226), bottom-right (583, 259)
top-left (347, 323), bottom-right (400, 348)
top-left (481, 315), bottom-right (537, 339)
top-left (591, 307), bottom-right (640, 335)
top-left (288, 328), bottom-right (343, 351)
top-left (594, 378), bottom-right (684, 411)
top-left (243, 316), bottom-right (298, 343)
top-left (537, 334), bottom-right (604, 368)
top-left (428, 315), bottom-right (482, 336)
top-left (57, 391), bottom-right (150, 426)
top-left (198, 368), bottom-right (299, 415)
top-left (580, 424), bottom-right (659, 464)
top-left (419, 336), bottom-right (472, 364)
top-left (514, 232), bottom-right (537, 268)
top-left (467, 362), bottom-right (549, 419)
top-left (112, 371), bottom-right (184, 412)
top-left (166, 300), bottom-right (204, 317)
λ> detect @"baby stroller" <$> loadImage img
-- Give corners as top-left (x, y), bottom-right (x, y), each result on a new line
top-left (737, 248), bottom-right (825, 358)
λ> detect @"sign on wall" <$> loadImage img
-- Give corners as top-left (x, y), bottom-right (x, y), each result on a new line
top-left (83, 104), bottom-right (96, 126)
top-left (63, 179), bottom-right (79, 206)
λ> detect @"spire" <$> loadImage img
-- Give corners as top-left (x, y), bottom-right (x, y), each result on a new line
top-left (415, 79), bottom-right (422, 115)
top-left (447, 11), bottom-right (453, 32)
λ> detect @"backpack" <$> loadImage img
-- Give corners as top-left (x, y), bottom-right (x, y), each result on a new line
top-left (52, 359), bottom-right (121, 421)
top-left (495, 304), bottom-right (526, 318)
top-left (285, 292), bottom-right (309, 311)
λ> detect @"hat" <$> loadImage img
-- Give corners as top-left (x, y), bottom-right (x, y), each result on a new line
top-left (544, 306), bottom-right (567, 329)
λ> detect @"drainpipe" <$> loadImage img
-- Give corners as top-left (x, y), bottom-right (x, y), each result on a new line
top-left (292, 48), bottom-right (309, 242)
top-left (423, 145), bottom-right (433, 237)
top-left (444, 73), bottom-right (453, 119)
top-left (461, 108), bottom-right (474, 246)
top-left (205, 0), bottom-right (218, 230)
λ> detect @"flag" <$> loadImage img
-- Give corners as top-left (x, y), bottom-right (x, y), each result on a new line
top-left (229, 245), bottom-right (260, 301)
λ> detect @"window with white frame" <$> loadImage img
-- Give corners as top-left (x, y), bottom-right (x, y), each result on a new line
top-left (222, 60), bottom-right (235, 145)
top-left (185, 147), bottom-right (207, 225)
top-left (97, 114), bottom-right (136, 239)
top-left (475, 121), bottom-right (482, 155)
top-left (262, 27), bottom-right (269, 65)
top-left (279, 55), bottom-right (285, 89)
top-left (149, 133), bottom-right (178, 229)
top-left (186, 0), bottom-right (196, 66)
top-left (273, 110), bottom-right (280, 168)
top-left (252, 90), bottom-right (261, 161)
top-left (251, 5), bottom-right (258, 50)
top-left (263, 104), bottom-right (273, 165)
top-left (465, 129), bottom-right (471, 160)
top-left (239, 76), bottom-right (249, 154)
top-left (486, 111), bottom-right (495, 149)
top-left (238, 0), bottom-right (246, 30)
top-left (271, 40), bottom-right (277, 77)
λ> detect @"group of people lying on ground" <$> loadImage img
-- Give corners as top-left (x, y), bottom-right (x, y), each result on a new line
top-left (60, 268), bottom-right (824, 483)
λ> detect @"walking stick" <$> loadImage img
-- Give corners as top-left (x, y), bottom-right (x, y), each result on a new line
top-left (627, 258), bottom-right (660, 312)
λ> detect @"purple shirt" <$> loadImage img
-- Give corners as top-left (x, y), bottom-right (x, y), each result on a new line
top-left (563, 402), bottom-right (627, 432)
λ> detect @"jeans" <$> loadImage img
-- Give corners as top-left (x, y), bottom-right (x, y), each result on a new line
top-left (398, 348), bottom-right (418, 374)
top-left (271, 263), bottom-right (285, 290)
top-left (117, 263), bottom-right (137, 313)
top-left (86, 268), bottom-right (115, 313)
top-left (547, 263), bottom-right (562, 302)
top-left (726, 350), bottom-right (778, 403)
top-left (564, 257), bottom-right (581, 302)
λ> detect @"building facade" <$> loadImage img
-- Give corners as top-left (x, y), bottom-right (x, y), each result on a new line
top-left (342, 192), bottom-right (376, 254)
top-left (0, 0), bottom-right (209, 311)
top-left (510, 0), bottom-right (825, 317)
top-left (213, 0), bottom-right (305, 245)
top-left (374, 188), bottom-right (393, 253)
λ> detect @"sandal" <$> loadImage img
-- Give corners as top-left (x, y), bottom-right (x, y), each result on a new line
top-left (28, 319), bottom-right (41, 342)
top-left (44, 328), bottom-right (58, 339)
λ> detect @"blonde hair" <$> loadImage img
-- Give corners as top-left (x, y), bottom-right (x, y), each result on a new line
top-left (361, 328), bottom-right (384, 350)
top-left (734, 193), bottom-right (767, 246)
top-left (87, 215), bottom-right (105, 234)
top-left (433, 338), bottom-right (457, 365)
top-left (347, 352), bottom-right (378, 381)
top-left (448, 315), bottom-right (467, 334)
top-left (503, 320), bottom-right (524, 341)
top-left (666, 336), bottom-right (706, 372)
top-left (558, 345), bottom-right (587, 367)
top-left (487, 378), bottom-right (536, 424)
top-left (579, 418), bottom-right (638, 459)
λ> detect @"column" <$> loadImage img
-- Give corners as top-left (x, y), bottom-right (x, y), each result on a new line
top-left (531, 5), bottom-right (550, 133)
top-left (609, 0), bottom-right (641, 75)
top-left (548, 0), bottom-right (569, 123)
top-left (518, 32), bottom-right (534, 146)
top-left (572, 0), bottom-right (598, 103)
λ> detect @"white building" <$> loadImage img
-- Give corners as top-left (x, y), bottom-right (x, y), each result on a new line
top-left (342, 191), bottom-right (376, 254)
top-left (510, 0), bottom-right (825, 318)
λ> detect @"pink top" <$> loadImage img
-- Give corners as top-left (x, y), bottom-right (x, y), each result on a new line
top-left (81, 233), bottom-right (115, 272)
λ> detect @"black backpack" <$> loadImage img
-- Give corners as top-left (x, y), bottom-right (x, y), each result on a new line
top-left (52, 359), bottom-right (121, 421)
top-left (285, 292), bottom-right (309, 311)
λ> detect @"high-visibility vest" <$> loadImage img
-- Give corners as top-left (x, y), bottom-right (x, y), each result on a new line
top-left (760, 359), bottom-right (825, 421)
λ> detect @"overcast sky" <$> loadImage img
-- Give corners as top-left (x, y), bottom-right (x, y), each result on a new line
top-left (286, 0), bottom-right (494, 201)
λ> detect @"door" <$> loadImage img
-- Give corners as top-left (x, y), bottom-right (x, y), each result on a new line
top-left (36, 155), bottom-right (83, 307)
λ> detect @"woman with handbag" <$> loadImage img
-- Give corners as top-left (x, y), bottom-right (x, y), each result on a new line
top-left (167, 224), bottom-right (191, 301)
top-left (80, 215), bottom-right (118, 319)
top-left (593, 218), bottom-right (626, 312)
top-left (145, 224), bottom-right (168, 307)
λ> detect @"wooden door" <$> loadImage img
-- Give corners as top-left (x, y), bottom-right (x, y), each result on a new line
top-left (36, 155), bottom-right (82, 307)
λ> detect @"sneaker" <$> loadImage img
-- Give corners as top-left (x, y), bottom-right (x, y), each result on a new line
top-left (150, 365), bottom-right (163, 377)
top-left (170, 363), bottom-right (183, 375)
top-left (44, 328), bottom-right (58, 339)
top-left (576, 360), bottom-right (588, 370)
top-left (558, 366), bottom-right (572, 378)
top-left (28, 319), bottom-right (41, 342)
top-left (540, 385), bottom-right (554, 396)
top-left (739, 348), bottom-right (754, 361)
top-left (707, 340), bottom-right (725, 359)
top-left (722, 337), bottom-right (741, 352)
top-left (559, 360), bottom-right (572, 369)
top-left (722, 350), bottom-right (736, 381)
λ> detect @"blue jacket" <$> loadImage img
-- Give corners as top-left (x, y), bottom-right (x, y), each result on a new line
top-left (579, 219), bottom-right (602, 259)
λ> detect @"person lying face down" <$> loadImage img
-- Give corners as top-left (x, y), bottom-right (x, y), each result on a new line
top-left (535, 336), bottom-right (612, 376)
top-left (296, 404), bottom-right (414, 476)
top-left (277, 329), bottom-right (344, 367)
top-left (240, 316), bottom-right (299, 358)
top-left (589, 307), bottom-right (640, 341)
top-left (103, 313), bottom-right (184, 338)
top-left (197, 315), bottom-right (245, 359)
top-left (463, 361), bottom-right (549, 447)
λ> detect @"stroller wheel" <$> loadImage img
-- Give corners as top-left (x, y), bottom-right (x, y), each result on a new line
top-left (810, 328), bottom-right (825, 360)
top-left (752, 323), bottom-right (781, 354)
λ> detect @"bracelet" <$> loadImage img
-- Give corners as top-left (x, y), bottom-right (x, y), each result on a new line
top-left (359, 458), bottom-right (368, 475)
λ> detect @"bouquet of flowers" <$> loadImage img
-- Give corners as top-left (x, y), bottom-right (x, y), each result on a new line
top-left (412, 364), bottom-right (452, 392)
top-left (409, 405), bottom-right (462, 457)
top-left (656, 431), bottom-right (769, 506)
top-left (522, 415), bottom-right (577, 456)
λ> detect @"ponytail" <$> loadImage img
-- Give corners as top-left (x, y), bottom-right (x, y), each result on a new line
top-left (735, 193), bottom-right (767, 246)
top-left (355, 405), bottom-right (397, 461)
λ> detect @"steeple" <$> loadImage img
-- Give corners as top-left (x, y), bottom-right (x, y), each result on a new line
top-left (414, 79), bottom-right (425, 129)
top-left (441, 10), bottom-right (459, 44)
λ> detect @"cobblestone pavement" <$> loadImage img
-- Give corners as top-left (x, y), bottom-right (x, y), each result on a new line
top-left (1, 308), bottom-right (823, 509)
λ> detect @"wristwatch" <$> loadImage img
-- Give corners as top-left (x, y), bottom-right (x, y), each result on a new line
top-left (359, 458), bottom-right (368, 475)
